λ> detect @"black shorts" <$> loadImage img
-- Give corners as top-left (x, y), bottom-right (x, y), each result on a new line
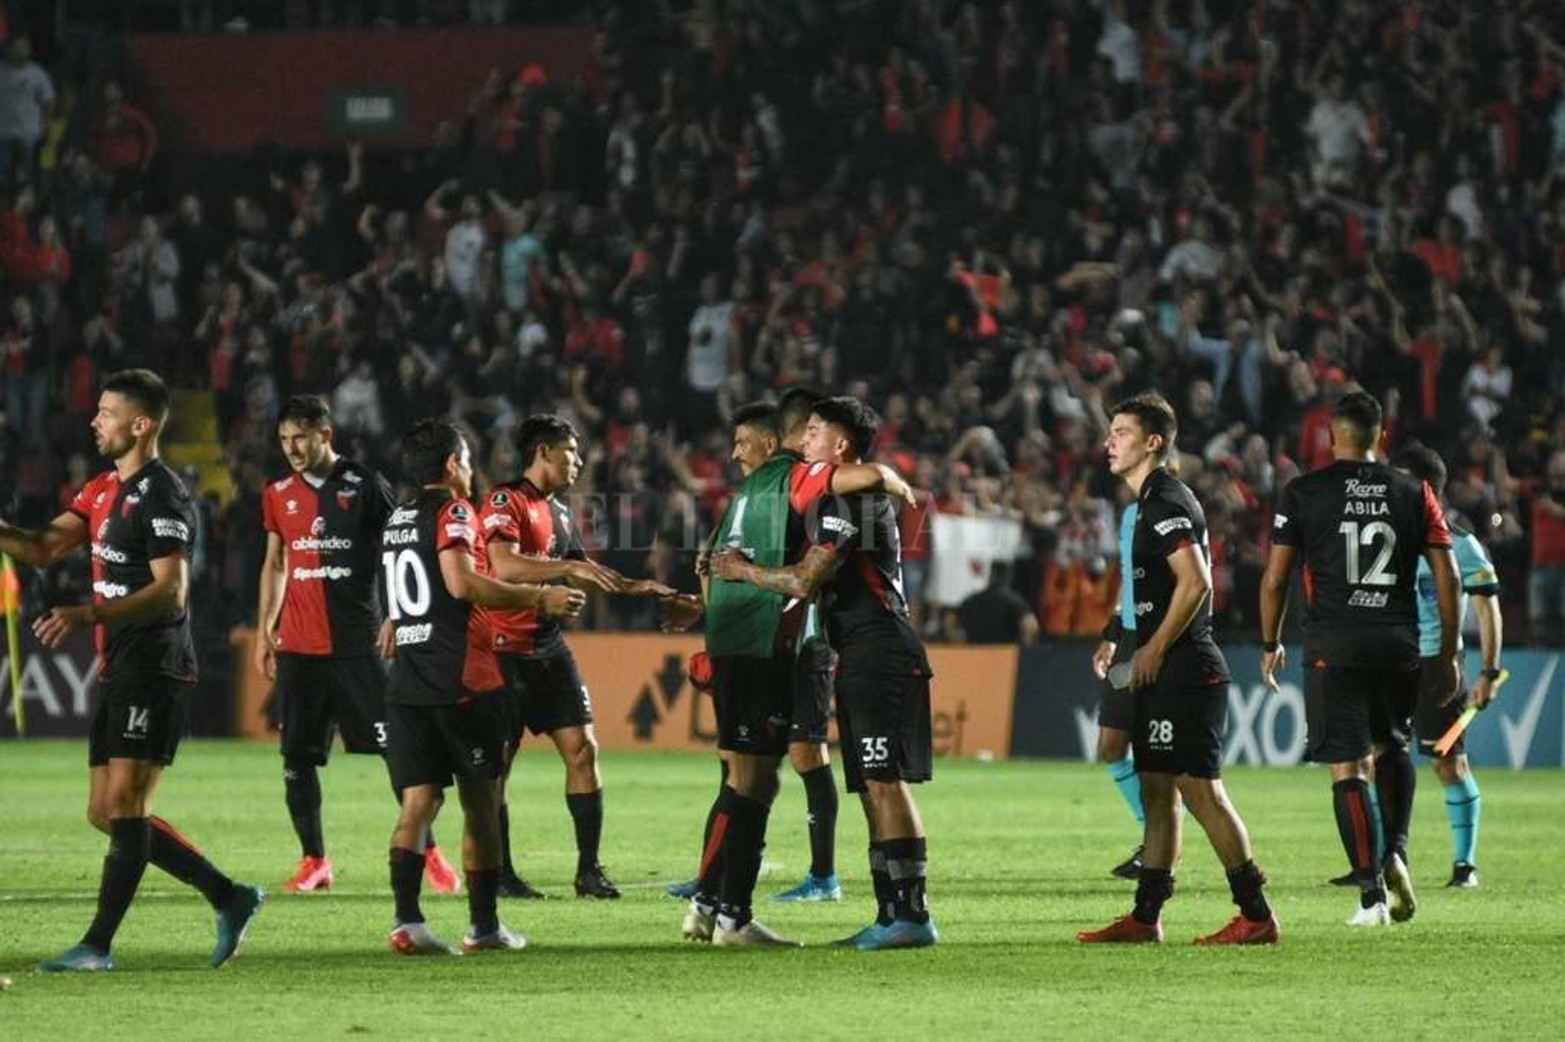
top-left (712, 655), bottom-right (792, 758)
top-left (274, 654), bottom-right (388, 764)
top-left (1304, 664), bottom-right (1417, 764)
top-left (1416, 656), bottom-right (1469, 757)
top-left (1098, 636), bottom-right (1137, 732)
top-left (834, 651), bottom-right (933, 794)
top-left (385, 695), bottom-right (509, 792)
top-left (1132, 680), bottom-right (1226, 779)
top-left (500, 651), bottom-right (593, 738)
top-left (789, 635), bottom-right (836, 745)
top-left (89, 674), bottom-right (193, 767)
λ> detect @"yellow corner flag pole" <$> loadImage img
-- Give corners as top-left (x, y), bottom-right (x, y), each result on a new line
top-left (2, 553), bottom-right (22, 738)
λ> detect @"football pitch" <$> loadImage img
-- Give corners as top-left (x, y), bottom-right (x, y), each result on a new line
top-left (0, 742), bottom-right (1560, 1039)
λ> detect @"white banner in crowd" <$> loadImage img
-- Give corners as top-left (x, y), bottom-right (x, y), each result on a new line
top-left (925, 513), bottom-right (1024, 607)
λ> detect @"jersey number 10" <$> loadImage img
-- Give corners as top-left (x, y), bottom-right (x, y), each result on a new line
top-left (382, 549), bottom-right (432, 619)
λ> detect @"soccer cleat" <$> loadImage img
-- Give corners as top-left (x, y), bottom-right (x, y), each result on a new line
top-left (462, 924), bottom-right (528, 952)
top-left (666, 878), bottom-right (700, 900)
top-left (211, 885), bottom-right (265, 967)
top-left (1326, 871), bottom-right (1356, 887)
top-left (574, 864), bottom-right (622, 900)
top-left (1345, 902), bottom-right (1391, 927)
top-left (389, 921), bottom-right (460, 956)
top-left (37, 943), bottom-right (116, 973)
top-left (283, 856), bottom-right (334, 893)
top-left (682, 901), bottom-right (716, 942)
top-left (1384, 853), bottom-right (1417, 923)
top-left (772, 872), bottom-right (842, 902)
top-left (1077, 914), bottom-right (1163, 944)
top-left (424, 846), bottom-right (461, 894)
top-left (1447, 862), bottom-right (1480, 888)
top-left (1111, 846), bottom-right (1145, 881)
top-left (712, 919), bottom-right (803, 948)
top-left (1194, 914), bottom-right (1281, 946)
top-left (498, 872), bottom-right (548, 899)
top-left (832, 917), bottom-right (939, 951)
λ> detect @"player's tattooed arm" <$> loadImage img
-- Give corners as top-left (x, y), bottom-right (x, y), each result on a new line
top-left (709, 545), bottom-right (840, 600)
top-left (0, 510), bottom-right (88, 568)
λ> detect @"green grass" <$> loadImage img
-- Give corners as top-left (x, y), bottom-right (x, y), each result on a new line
top-left (0, 742), bottom-right (1561, 1039)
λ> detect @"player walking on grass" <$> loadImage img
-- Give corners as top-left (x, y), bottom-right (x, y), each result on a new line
top-left (1077, 393), bottom-right (1279, 946)
top-left (664, 399), bottom-right (912, 947)
top-left (379, 420), bottom-right (583, 955)
top-left (478, 414), bottom-right (672, 901)
top-left (0, 369), bottom-right (264, 973)
top-left (1260, 391), bottom-right (1460, 927)
top-left (255, 395), bottom-right (459, 895)
top-left (712, 397), bottom-right (938, 950)
top-left (1091, 499), bottom-right (1148, 880)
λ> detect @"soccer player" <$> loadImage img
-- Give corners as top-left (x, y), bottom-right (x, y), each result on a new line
top-left (255, 394), bottom-right (459, 894)
top-left (479, 414), bottom-right (673, 900)
top-left (1392, 445), bottom-right (1503, 888)
top-left (0, 369), bottom-right (263, 972)
top-left (1091, 497), bottom-right (1147, 879)
top-left (1077, 392), bottom-right (1278, 945)
top-left (380, 419), bottom-right (584, 954)
top-left (1260, 391), bottom-right (1460, 926)
top-left (667, 398), bottom-right (912, 947)
top-left (711, 396), bottom-right (939, 950)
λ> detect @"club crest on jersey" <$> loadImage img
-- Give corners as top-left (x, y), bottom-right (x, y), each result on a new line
top-left (311, 516), bottom-right (327, 536)
top-left (337, 488), bottom-right (357, 510)
top-left (490, 490), bottom-right (510, 509)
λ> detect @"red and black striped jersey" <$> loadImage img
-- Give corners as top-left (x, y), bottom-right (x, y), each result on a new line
top-left (478, 478), bottom-right (585, 658)
top-left (262, 459), bottom-right (394, 658)
top-left (1273, 459), bottom-right (1452, 666)
top-left (67, 460), bottom-right (197, 681)
top-left (808, 490), bottom-right (928, 666)
top-left (381, 489), bottom-right (503, 704)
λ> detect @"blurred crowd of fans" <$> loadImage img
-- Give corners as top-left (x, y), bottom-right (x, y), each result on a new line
top-left (5, 0), bottom-right (1565, 646)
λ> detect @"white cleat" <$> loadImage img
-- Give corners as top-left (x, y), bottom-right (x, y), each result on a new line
top-left (682, 901), bottom-right (716, 943)
top-left (463, 924), bottom-right (528, 952)
top-left (1346, 903), bottom-right (1391, 928)
top-left (1384, 854), bottom-right (1417, 923)
top-left (389, 921), bottom-right (460, 955)
top-left (712, 918), bottom-right (803, 948)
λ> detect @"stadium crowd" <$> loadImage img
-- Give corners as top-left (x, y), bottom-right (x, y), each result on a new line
top-left (4, 0), bottom-right (1565, 645)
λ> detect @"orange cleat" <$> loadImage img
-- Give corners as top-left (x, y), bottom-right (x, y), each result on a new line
top-left (424, 845), bottom-right (462, 894)
top-left (1194, 914), bottom-right (1281, 946)
top-left (1077, 914), bottom-right (1163, 944)
top-left (283, 856), bottom-right (334, 893)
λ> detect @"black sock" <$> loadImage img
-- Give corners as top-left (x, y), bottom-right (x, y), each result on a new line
top-left (389, 846), bottom-right (425, 925)
top-left (284, 761), bottom-right (325, 859)
top-left (148, 816), bottom-right (236, 908)
top-left (800, 765), bottom-right (838, 879)
top-left (717, 793), bottom-right (771, 927)
top-left (879, 837), bottom-right (930, 924)
top-left (498, 804), bottom-right (517, 877)
top-left (696, 788), bottom-right (736, 904)
top-left (566, 790), bottom-right (604, 875)
top-left (1132, 867), bottom-right (1173, 925)
top-left (1374, 747), bottom-right (1416, 865)
top-left (1332, 778), bottom-right (1386, 906)
top-left (1226, 859), bottom-right (1272, 922)
top-left (83, 817), bottom-right (151, 953)
top-left (467, 867), bottom-right (500, 936)
top-left (868, 845), bottom-right (894, 926)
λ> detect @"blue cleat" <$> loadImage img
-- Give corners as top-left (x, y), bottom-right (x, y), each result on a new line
top-left (37, 943), bottom-right (116, 973)
top-left (832, 917), bottom-right (939, 951)
top-left (666, 878), bottom-right (700, 900)
top-left (211, 885), bottom-right (265, 967)
top-left (773, 872), bottom-right (842, 903)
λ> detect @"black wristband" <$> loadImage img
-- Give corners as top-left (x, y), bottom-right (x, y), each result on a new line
top-left (1103, 616), bottom-right (1124, 643)
top-left (1262, 640), bottom-right (1280, 653)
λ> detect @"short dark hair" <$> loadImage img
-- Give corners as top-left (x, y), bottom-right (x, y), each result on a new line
top-left (778, 385), bottom-right (824, 438)
top-left (517, 414), bottom-right (580, 467)
top-left (1332, 390), bottom-right (1382, 445)
top-left (811, 396), bottom-right (880, 461)
top-left (731, 401), bottom-right (780, 439)
top-left (401, 419), bottom-right (465, 486)
top-left (278, 394), bottom-right (332, 430)
top-left (101, 368), bottom-right (171, 427)
top-left (1392, 443), bottom-right (1447, 497)
top-left (1111, 392), bottom-right (1177, 457)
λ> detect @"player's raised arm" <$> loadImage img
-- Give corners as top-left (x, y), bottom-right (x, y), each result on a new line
top-left (0, 510), bottom-right (89, 568)
top-left (439, 544), bottom-right (585, 617)
top-left (830, 461), bottom-right (915, 505)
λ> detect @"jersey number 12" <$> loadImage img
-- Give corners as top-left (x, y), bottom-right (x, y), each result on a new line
top-left (1339, 520), bottom-right (1396, 586)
